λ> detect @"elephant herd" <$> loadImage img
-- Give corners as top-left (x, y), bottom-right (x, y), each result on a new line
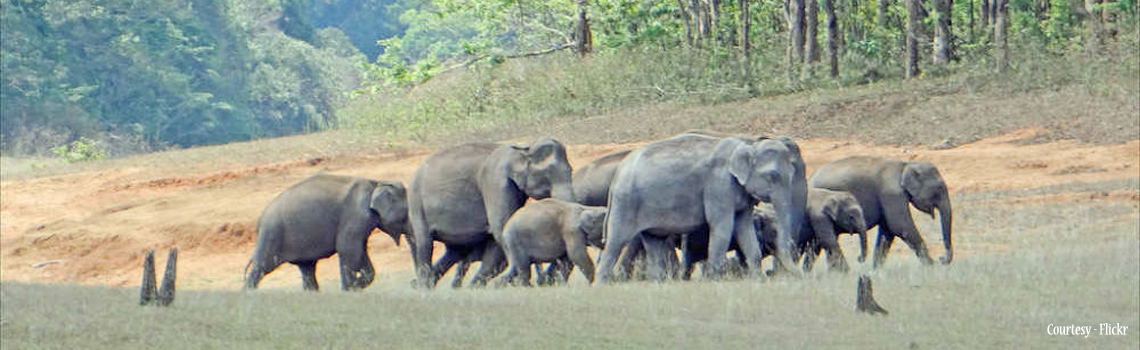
top-left (243, 132), bottom-right (953, 291)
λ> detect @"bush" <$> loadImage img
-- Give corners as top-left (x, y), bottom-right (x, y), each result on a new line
top-left (51, 137), bottom-right (107, 163)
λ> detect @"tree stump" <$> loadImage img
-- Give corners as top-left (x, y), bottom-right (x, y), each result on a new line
top-left (156, 247), bottom-right (177, 306)
top-left (139, 250), bottom-right (157, 305)
top-left (856, 274), bottom-right (889, 315)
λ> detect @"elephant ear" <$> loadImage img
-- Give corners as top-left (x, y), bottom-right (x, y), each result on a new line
top-left (370, 181), bottom-right (409, 235)
top-left (900, 162), bottom-right (925, 199)
top-left (507, 145), bottom-right (530, 189)
top-left (822, 195), bottom-right (842, 222)
top-left (576, 207), bottom-right (607, 247)
top-left (527, 138), bottom-right (562, 166)
top-left (728, 145), bottom-right (755, 186)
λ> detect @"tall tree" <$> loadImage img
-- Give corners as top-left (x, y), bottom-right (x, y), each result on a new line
top-left (806, 0), bottom-right (821, 65)
top-left (787, 0), bottom-right (806, 80)
top-left (933, 0), bottom-right (953, 65)
top-left (575, 0), bottom-right (592, 56)
top-left (677, 0), bottom-right (695, 47)
top-left (905, 0), bottom-right (922, 77)
top-left (994, 0), bottom-right (1009, 72)
top-left (823, 0), bottom-right (839, 77)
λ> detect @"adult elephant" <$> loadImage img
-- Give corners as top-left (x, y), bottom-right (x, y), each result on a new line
top-left (244, 174), bottom-right (408, 291)
top-left (573, 149), bottom-right (630, 206)
top-left (595, 133), bottom-right (808, 283)
top-left (809, 156), bottom-right (953, 267)
top-left (569, 149), bottom-right (673, 280)
top-left (407, 138), bottom-right (574, 289)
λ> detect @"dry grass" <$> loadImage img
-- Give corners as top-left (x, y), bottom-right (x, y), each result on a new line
top-left (3, 180), bottom-right (1137, 349)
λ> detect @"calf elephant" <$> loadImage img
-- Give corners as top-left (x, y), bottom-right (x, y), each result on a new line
top-left (809, 156), bottom-right (953, 267)
top-left (498, 199), bottom-right (606, 286)
top-left (244, 174), bottom-right (408, 291)
top-left (595, 133), bottom-right (808, 283)
top-left (408, 138), bottom-right (574, 289)
top-left (799, 188), bottom-right (869, 273)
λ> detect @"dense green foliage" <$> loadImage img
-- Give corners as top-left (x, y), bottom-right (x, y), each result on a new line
top-left (2, 0), bottom-right (1136, 157)
top-left (349, 0), bottom-right (1137, 142)
top-left (0, 0), bottom-right (369, 155)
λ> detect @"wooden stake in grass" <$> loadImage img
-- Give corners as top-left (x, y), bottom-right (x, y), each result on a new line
top-left (856, 274), bottom-right (888, 315)
top-left (140, 249), bottom-right (157, 306)
top-left (156, 247), bottom-right (177, 306)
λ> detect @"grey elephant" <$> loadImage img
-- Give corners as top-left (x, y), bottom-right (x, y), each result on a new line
top-left (407, 138), bottom-right (574, 289)
top-left (569, 149), bottom-right (673, 280)
top-left (595, 133), bottom-right (808, 283)
top-left (244, 174), bottom-right (408, 291)
top-left (572, 149), bottom-right (630, 206)
top-left (497, 199), bottom-right (606, 286)
top-left (798, 188), bottom-right (869, 273)
top-left (809, 156), bottom-right (953, 267)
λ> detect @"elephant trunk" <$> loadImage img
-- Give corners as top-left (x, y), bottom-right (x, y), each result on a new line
top-left (937, 195), bottom-right (953, 265)
top-left (856, 226), bottom-right (868, 263)
top-left (552, 181), bottom-right (575, 203)
top-left (772, 192), bottom-right (803, 276)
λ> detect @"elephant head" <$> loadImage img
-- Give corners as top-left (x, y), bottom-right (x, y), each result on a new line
top-left (728, 137), bottom-right (808, 273)
top-left (511, 138), bottom-right (575, 202)
top-left (576, 207), bottom-right (607, 249)
top-left (900, 161), bottom-right (953, 264)
top-left (370, 181), bottom-right (410, 246)
top-left (821, 191), bottom-right (869, 263)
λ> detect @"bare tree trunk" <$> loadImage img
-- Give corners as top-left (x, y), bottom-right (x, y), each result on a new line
top-left (933, 0), bottom-right (953, 64)
top-left (824, 0), bottom-right (839, 77)
top-left (980, 0), bottom-right (990, 31)
top-left (575, 0), bottom-right (592, 57)
top-left (994, 0), bottom-right (1009, 72)
top-left (156, 248), bottom-right (177, 306)
top-left (678, 0), bottom-right (694, 47)
top-left (139, 250), bottom-right (156, 305)
top-left (740, 0), bottom-right (754, 93)
top-left (806, 0), bottom-right (820, 64)
top-left (905, 0), bottom-right (922, 77)
top-left (740, 0), bottom-right (752, 55)
top-left (787, 0), bottom-right (806, 81)
top-left (968, 0), bottom-right (976, 43)
top-left (878, 0), bottom-right (890, 27)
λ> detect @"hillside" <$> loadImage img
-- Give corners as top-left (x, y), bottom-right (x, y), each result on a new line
top-left (1, 77), bottom-right (1137, 290)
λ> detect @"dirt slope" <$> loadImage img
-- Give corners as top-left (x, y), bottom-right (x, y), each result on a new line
top-left (1, 129), bottom-right (1137, 290)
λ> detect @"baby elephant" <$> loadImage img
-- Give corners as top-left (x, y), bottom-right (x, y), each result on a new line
top-left (498, 199), bottom-right (606, 286)
top-left (799, 188), bottom-right (869, 273)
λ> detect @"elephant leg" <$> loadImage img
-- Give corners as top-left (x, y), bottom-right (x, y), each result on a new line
top-left (616, 235), bottom-right (644, 281)
top-left (811, 221), bottom-right (849, 273)
top-left (566, 236), bottom-right (595, 284)
top-left (336, 229), bottom-right (375, 291)
top-left (412, 237), bottom-right (437, 289)
top-left (872, 228), bottom-right (896, 268)
top-left (680, 234), bottom-right (697, 281)
top-left (596, 214), bottom-right (638, 284)
top-left (883, 199), bottom-right (936, 265)
top-left (430, 245), bottom-right (467, 288)
top-left (469, 243), bottom-right (507, 288)
top-left (732, 210), bottom-right (763, 278)
top-left (296, 261), bottom-right (319, 291)
top-left (802, 240), bottom-right (821, 273)
top-left (451, 259), bottom-right (471, 289)
top-left (514, 260), bottom-right (533, 287)
top-left (638, 235), bottom-right (670, 282)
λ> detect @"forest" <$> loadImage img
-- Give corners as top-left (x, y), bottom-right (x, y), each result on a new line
top-left (1, 0), bottom-right (1136, 158)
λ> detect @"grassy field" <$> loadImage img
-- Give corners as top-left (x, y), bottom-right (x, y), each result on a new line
top-left (3, 178), bottom-right (1137, 349)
